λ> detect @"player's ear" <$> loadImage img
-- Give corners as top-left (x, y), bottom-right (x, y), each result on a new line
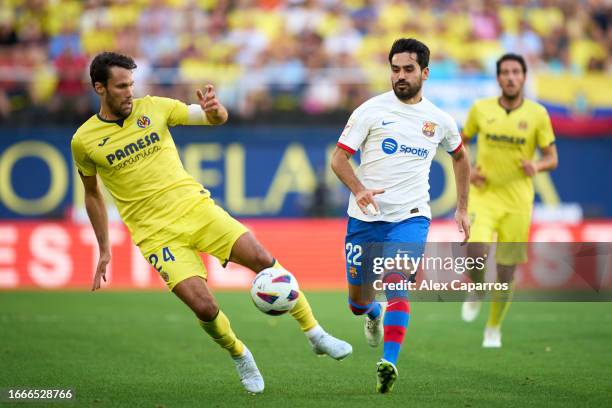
top-left (94, 81), bottom-right (105, 96)
top-left (422, 66), bottom-right (429, 81)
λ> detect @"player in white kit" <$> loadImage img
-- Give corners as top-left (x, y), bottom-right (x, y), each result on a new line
top-left (331, 38), bottom-right (471, 393)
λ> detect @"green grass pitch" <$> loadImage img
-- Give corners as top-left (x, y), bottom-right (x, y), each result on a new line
top-left (0, 292), bottom-right (610, 407)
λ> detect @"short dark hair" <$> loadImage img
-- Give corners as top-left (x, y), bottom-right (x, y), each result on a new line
top-left (496, 53), bottom-right (527, 75)
top-left (90, 52), bottom-right (137, 88)
top-left (388, 38), bottom-right (430, 70)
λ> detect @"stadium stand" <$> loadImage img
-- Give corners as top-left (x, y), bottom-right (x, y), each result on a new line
top-left (0, 0), bottom-right (609, 124)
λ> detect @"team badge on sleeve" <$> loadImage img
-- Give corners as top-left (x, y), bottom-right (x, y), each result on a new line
top-left (137, 115), bottom-right (151, 129)
top-left (340, 123), bottom-right (353, 138)
top-left (422, 121), bottom-right (437, 137)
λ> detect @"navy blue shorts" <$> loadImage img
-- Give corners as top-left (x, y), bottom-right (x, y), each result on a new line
top-left (345, 216), bottom-right (430, 286)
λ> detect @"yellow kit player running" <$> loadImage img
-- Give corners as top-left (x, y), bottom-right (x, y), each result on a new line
top-left (460, 53), bottom-right (558, 348)
top-left (71, 52), bottom-right (351, 394)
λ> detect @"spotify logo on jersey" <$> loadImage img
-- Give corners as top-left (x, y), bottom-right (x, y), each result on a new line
top-left (382, 138), bottom-right (398, 154)
top-left (381, 137), bottom-right (429, 159)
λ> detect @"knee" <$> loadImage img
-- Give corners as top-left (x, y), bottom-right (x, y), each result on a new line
top-left (253, 245), bottom-right (274, 271)
top-left (194, 299), bottom-right (219, 322)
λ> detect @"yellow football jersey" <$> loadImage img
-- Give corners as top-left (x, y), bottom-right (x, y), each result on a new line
top-left (463, 97), bottom-right (555, 213)
top-left (71, 96), bottom-right (209, 244)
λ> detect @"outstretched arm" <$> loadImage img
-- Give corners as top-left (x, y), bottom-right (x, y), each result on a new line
top-left (461, 132), bottom-right (486, 188)
top-left (79, 172), bottom-right (111, 291)
top-left (196, 84), bottom-right (228, 125)
top-left (331, 147), bottom-right (384, 216)
top-left (450, 146), bottom-right (470, 243)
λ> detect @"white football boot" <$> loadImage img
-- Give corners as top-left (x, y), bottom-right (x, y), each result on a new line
top-left (232, 347), bottom-right (264, 394)
top-left (364, 303), bottom-right (385, 347)
top-left (461, 300), bottom-right (482, 322)
top-left (482, 326), bottom-right (502, 348)
top-left (309, 327), bottom-right (353, 360)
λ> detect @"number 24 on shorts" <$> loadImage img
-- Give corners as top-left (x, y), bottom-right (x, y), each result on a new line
top-left (148, 247), bottom-right (176, 272)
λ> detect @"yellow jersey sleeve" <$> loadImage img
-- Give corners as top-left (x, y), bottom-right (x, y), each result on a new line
top-left (71, 135), bottom-right (96, 176)
top-left (536, 107), bottom-right (555, 148)
top-left (151, 96), bottom-right (189, 127)
top-left (462, 103), bottom-right (479, 140)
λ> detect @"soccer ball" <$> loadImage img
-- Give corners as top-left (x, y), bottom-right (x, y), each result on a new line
top-left (250, 268), bottom-right (300, 315)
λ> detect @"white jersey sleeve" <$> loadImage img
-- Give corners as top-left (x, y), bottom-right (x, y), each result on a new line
top-left (439, 115), bottom-right (463, 154)
top-left (337, 105), bottom-right (372, 154)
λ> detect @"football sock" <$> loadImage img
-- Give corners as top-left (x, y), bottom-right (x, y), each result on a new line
top-left (348, 298), bottom-right (382, 320)
top-left (269, 258), bottom-right (284, 270)
top-left (304, 324), bottom-right (324, 341)
top-left (382, 271), bottom-right (410, 365)
top-left (199, 310), bottom-right (245, 358)
top-left (383, 299), bottom-right (410, 365)
top-left (269, 258), bottom-right (319, 332)
top-left (487, 282), bottom-right (515, 328)
top-left (290, 292), bottom-right (319, 332)
top-left (368, 302), bottom-right (382, 319)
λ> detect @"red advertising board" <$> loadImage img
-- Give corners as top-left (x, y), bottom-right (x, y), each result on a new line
top-left (1, 220), bottom-right (611, 290)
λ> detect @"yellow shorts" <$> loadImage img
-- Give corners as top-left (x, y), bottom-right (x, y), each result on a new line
top-left (138, 197), bottom-right (249, 290)
top-left (468, 203), bottom-right (531, 265)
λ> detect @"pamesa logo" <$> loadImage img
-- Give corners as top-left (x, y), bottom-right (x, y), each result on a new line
top-left (381, 138), bottom-right (429, 159)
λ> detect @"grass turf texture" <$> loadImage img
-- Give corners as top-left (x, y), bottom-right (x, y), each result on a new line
top-left (0, 292), bottom-right (610, 407)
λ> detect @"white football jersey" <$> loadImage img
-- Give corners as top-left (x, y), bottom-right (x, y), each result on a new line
top-left (337, 91), bottom-right (462, 222)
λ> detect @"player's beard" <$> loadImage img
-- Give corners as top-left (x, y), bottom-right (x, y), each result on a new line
top-left (105, 94), bottom-right (132, 119)
top-left (502, 88), bottom-right (522, 101)
top-left (392, 78), bottom-right (422, 102)
top-left (501, 79), bottom-right (524, 101)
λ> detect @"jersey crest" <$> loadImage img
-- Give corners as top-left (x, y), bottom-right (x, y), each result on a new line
top-left (137, 115), bottom-right (151, 129)
top-left (422, 121), bottom-right (437, 137)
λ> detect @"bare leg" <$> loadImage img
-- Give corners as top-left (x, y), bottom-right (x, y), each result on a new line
top-left (173, 276), bottom-right (219, 321)
top-left (229, 232), bottom-right (274, 272)
top-left (348, 282), bottom-right (375, 312)
top-left (467, 242), bottom-right (490, 300)
top-left (497, 264), bottom-right (516, 284)
top-left (462, 243), bottom-right (490, 322)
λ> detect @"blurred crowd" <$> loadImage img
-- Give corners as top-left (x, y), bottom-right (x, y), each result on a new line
top-left (0, 0), bottom-right (610, 124)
